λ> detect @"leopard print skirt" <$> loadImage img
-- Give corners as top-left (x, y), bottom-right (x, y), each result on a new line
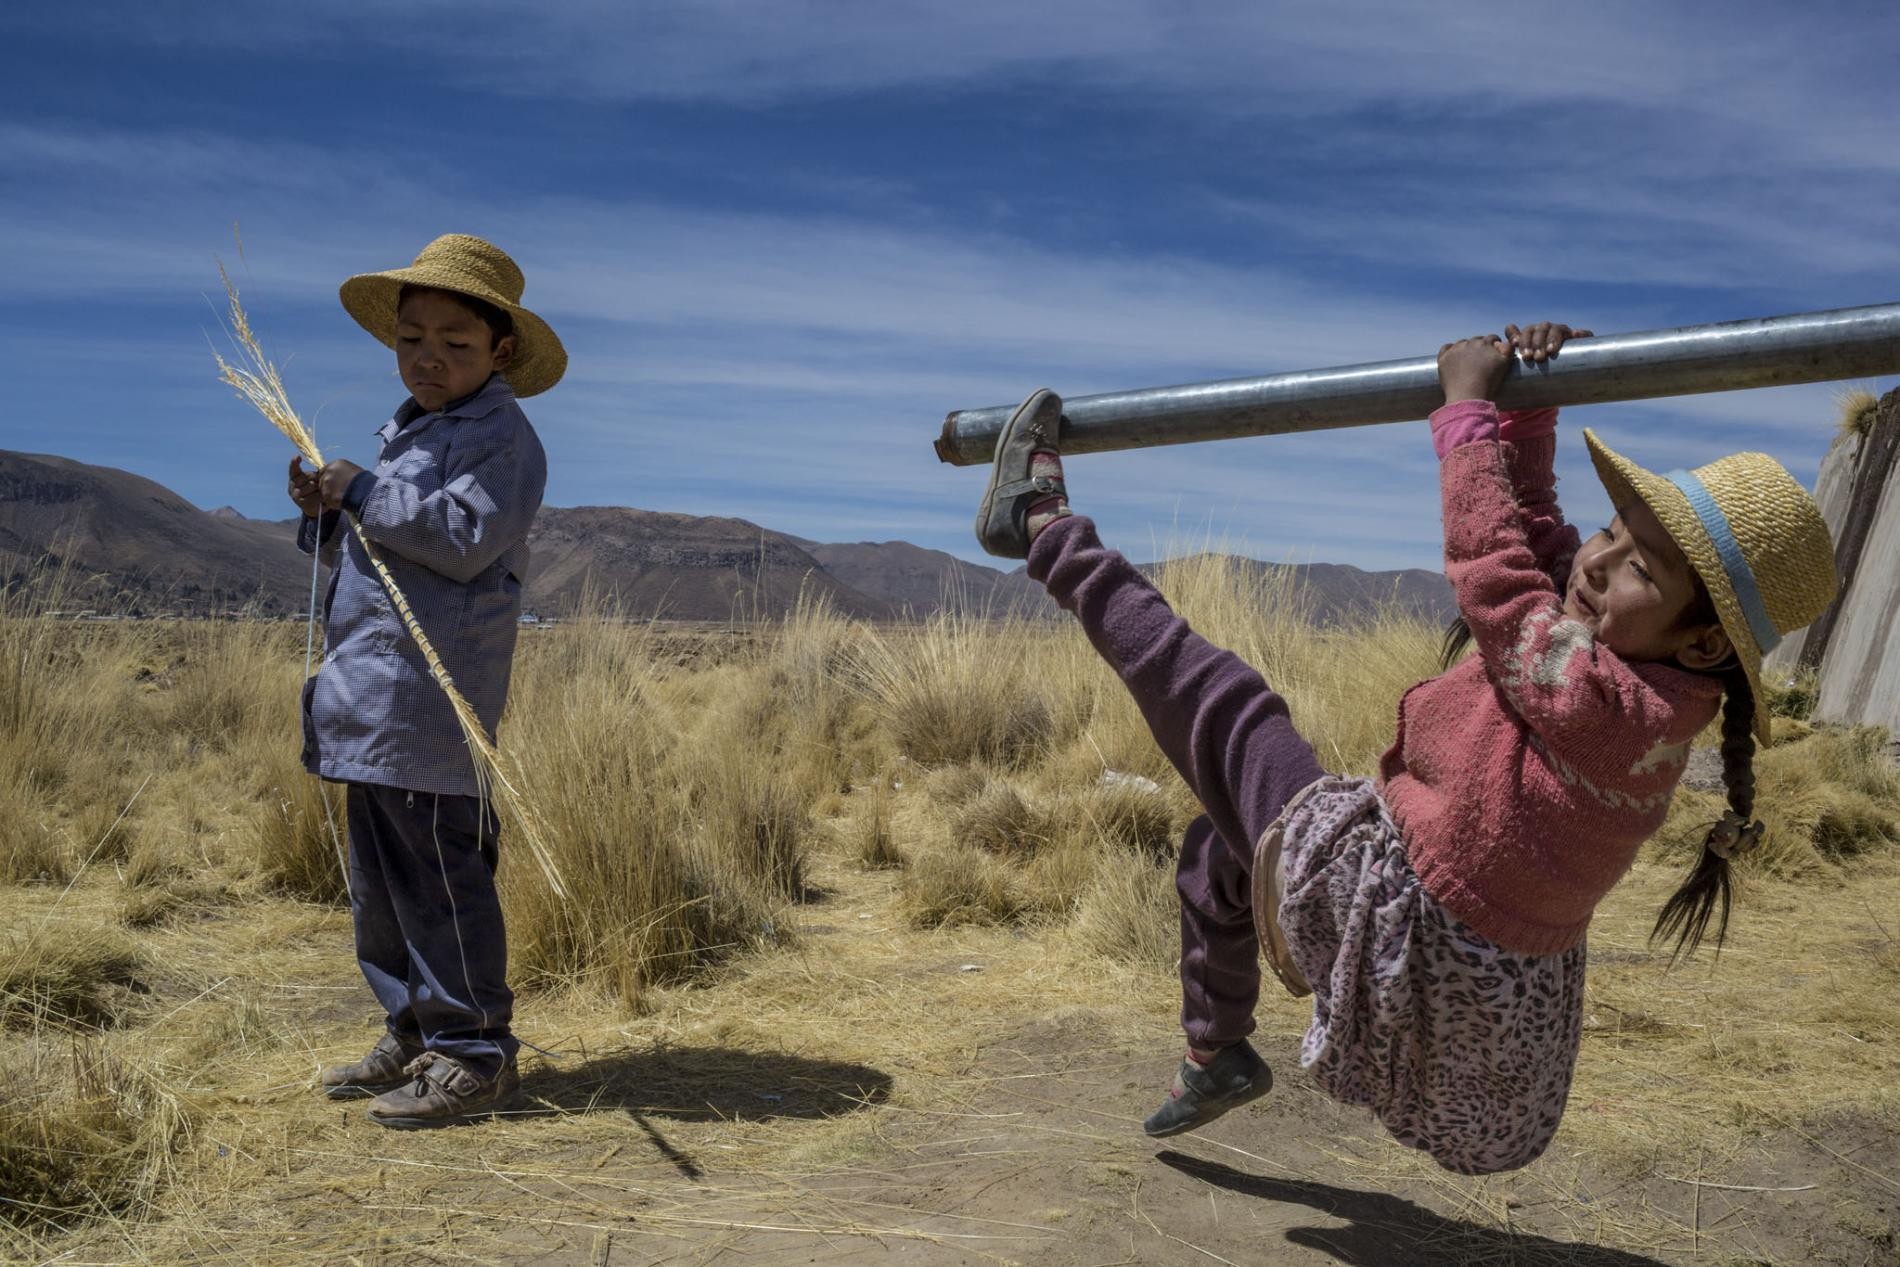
top-left (1268, 777), bottom-right (1587, 1176)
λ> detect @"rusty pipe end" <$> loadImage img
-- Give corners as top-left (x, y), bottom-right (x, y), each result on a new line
top-left (936, 412), bottom-right (971, 465)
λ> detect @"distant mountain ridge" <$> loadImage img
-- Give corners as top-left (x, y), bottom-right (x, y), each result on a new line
top-left (1, 448), bottom-right (1455, 625)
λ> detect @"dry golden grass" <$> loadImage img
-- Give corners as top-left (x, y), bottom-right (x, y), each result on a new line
top-left (1, 550), bottom-right (1896, 1262)
top-left (0, 1038), bottom-right (191, 1236)
top-left (0, 927), bottom-right (143, 1031)
top-left (1837, 385), bottom-right (1881, 438)
top-left (1657, 725), bottom-right (1900, 878)
top-left (849, 773), bottom-right (905, 870)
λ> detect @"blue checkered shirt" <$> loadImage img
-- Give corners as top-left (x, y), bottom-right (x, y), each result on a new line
top-left (299, 374), bottom-right (547, 797)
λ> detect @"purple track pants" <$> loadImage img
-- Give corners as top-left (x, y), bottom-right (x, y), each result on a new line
top-left (1028, 516), bottom-right (1325, 1049)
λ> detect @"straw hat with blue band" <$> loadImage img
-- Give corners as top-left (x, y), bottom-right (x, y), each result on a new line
top-left (340, 234), bottom-right (567, 398)
top-left (1583, 429), bottom-right (1838, 743)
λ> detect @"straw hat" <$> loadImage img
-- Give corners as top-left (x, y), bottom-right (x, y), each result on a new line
top-left (1583, 429), bottom-right (1837, 742)
top-left (339, 234), bottom-right (566, 397)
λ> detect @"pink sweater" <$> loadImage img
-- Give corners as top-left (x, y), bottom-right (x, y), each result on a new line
top-left (1378, 402), bottom-right (1724, 955)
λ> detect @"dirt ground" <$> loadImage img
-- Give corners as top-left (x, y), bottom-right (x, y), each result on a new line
top-left (15, 843), bottom-right (1897, 1267)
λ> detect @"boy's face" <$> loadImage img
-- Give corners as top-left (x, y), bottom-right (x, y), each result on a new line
top-left (395, 289), bottom-right (516, 412)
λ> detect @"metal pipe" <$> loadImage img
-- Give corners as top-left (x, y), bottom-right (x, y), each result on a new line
top-left (935, 302), bottom-right (1900, 466)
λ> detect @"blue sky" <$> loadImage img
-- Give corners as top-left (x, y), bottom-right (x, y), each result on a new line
top-left (3, 1), bottom-right (1896, 570)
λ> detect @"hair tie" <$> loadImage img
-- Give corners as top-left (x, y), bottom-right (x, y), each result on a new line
top-left (1708, 810), bottom-right (1764, 860)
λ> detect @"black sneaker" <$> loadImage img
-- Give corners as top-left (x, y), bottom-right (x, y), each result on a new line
top-left (1142, 1040), bottom-right (1272, 1138)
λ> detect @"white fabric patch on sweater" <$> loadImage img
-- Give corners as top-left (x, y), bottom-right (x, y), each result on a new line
top-left (1630, 737), bottom-right (1691, 776)
top-left (1529, 619), bottom-right (1596, 690)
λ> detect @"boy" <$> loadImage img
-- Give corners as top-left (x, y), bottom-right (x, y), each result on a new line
top-left (286, 234), bottom-right (562, 1128)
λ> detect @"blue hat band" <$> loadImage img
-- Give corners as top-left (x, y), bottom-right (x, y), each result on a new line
top-left (1664, 470), bottom-right (1780, 655)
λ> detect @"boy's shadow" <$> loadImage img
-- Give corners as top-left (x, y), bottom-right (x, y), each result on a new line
top-left (521, 1043), bottom-right (892, 1122)
top-left (1156, 1152), bottom-right (1669, 1267)
top-left (516, 1044), bottom-right (892, 1179)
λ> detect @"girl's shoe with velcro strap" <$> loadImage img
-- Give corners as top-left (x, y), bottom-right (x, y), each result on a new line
top-left (1142, 1039), bottom-right (1273, 1138)
top-left (975, 387), bottom-right (1067, 559)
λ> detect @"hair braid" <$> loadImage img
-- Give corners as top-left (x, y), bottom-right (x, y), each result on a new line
top-left (1652, 669), bottom-right (1757, 958)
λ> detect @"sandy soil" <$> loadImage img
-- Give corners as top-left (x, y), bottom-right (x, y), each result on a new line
top-left (12, 848), bottom-right (1898, 1266)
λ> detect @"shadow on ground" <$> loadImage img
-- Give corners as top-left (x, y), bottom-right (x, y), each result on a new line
top-left (1157, 1152), bottom-right (1671, 1267)
top-left (519, 1043), bottom-right (893, 1124)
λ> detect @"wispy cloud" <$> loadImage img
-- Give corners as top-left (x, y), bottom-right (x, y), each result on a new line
top-left (3, 5), bottom-right (1894, 570)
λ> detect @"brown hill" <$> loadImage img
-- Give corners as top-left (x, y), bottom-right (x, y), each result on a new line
top-left (0, 450), bottom-right (311, 614)
top-left (2, 449), bottom-right (1454, 626)
top-left (790, 535), bottom-right (1455, 627)
top-left (788, 536), bottom-right (1053, 617)
top-left (1158, 555), bottom-right (1457, 627)
top-left (527, 507), bottom-right (890, 620)
top-left (0, 451), bottom-right (891, 621)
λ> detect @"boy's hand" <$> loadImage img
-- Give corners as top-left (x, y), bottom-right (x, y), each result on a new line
top-left (317, 460), bottom-right (367, 511)
top-left (1505, 321), bottom-right (1593, 364)
top-left (1437, 334), bottom-right (1512, 404)
top-left (287, 457), bottom-right (322, 518)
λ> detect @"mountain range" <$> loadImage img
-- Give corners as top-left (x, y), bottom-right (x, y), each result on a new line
top-left (1, 449), bottom-right (1454, 626)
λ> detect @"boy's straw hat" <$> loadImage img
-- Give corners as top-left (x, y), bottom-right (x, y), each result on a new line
top-left (1583, 429), bottom-right (1837, 742)
top-left (339, 234), bottom-right (566, 397)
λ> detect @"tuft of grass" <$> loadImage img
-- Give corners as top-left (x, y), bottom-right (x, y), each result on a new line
top-left (1836, 386), bottom-right (1881, 439)
top-left (856, 611), bottom-right (1063, 769)
top-left (0, 1039), bottom-right (190, 1235)
top-left (1077, 780), bottom-right (1178, 859)
top-left (1071, 850), bottom-right (1180, 969)
top-left (0, 929), bottom-right (144, 1031)
top-left (503, 605), bottom-right (821, 1005)
top-left (66, 795), bottom-right (139, 867)
top-left (162, 619), bottom-right (302, 755)
top-left (922, 762), bottom-right (989, 809)
top-left (949, 779), bottom-right (1056, 857)
top-left (0, 567), bottom-right (159, 821)
top-left (118, 888), bottom-right (185, 930)
top-left (900, 844), bottom-right (1024, 928)
top-left (0, 774), bottom-right (68, 886)
top-left (173, 997), bottom-right (284, 1065)
top-left (1762, 667), bottom-right (1821, 721)
top-left (504, 613), bottom-right (721, 1004)
top-left (680, 685), bottom-right (814, 903)
top-left (250, 737), bottom-right (347, 904)
top-left (851, 776), bottom-right (904, 870)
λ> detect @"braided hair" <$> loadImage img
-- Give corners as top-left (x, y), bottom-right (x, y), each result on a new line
top-left (1650, 666), bottom-right (1755, 957)
top-left (1650, 573), bottom-right (1755, 959)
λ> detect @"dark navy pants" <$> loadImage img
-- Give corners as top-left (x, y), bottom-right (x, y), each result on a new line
top-left (1029, 517), bottom-right (1326, 1051)
top-left (346, 783), bottom-right (517, 1078)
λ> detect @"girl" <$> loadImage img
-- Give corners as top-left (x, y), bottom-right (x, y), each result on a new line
top-left (972, 323), bottom-right (1838, 1175)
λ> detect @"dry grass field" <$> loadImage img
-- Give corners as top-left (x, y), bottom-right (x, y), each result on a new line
top-left (2, 557), bottom-right (1897, 1266)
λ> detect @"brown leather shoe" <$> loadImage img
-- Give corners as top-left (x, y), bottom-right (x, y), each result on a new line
top-left (319, 1031), bottom-right (425, 1100)
top-left (366, 1051), bottom-right (520, 1130)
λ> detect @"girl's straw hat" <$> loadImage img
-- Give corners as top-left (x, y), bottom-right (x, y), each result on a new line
top-left (339, 234), bottom-right (566, 397)
top-left (1583, 429), bottom-right (1837, 742)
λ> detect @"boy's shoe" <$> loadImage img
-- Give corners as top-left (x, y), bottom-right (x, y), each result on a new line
top-left (1142, 1040), bottom-right (1272, 1138)
top-left (319, 1031), bottom-right (425, 1100)
top-left (975, 387), bottom-right (1066, 559)
top-left (365, 1051), bottom-right (520, 1129)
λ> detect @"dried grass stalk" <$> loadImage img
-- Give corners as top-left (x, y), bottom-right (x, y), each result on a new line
top-left (212, 266), bottom-right (568, 898)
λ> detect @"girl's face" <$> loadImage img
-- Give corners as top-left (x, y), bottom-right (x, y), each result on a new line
top-left (395, 289), bottom-right (516, 412)
top-left (1564, 500), bottom-right (1731, 669)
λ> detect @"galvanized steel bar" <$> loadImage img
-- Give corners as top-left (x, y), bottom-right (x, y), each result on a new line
top-left (935, 302), bottom-right (1900, 466)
